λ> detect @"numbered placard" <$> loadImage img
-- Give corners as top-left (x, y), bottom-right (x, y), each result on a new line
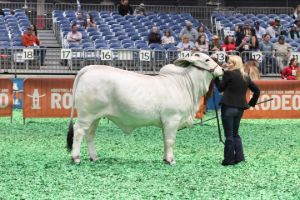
top-left (22, 49), bottom-right (34, 60)
top-left (215, 51), bottom-right (226, 63)
top-left (251, 52), bottom-right (263, 63)
top-left (140, 50), bottom-right (151, 61)
top-left (178, 51), bottom-right (191, 59)
top-left (291, 52), bottom-right (300, 62)
top-left (61, 49), bottom-right (72, 59)
top-left (100, 50), bottom-right (112, 60)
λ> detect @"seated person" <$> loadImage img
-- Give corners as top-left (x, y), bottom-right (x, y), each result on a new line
top-left (195, 34), bottom-right (209, 52)
top-left (134, 3), bottom-right (146, 16)
top-left (222, 35), bottom-right (236, 51)
top-left (66, 24), bottom-right (82, 47)
top-left (86, 15), bottom-right (97, 29)
top-left (148, 26), bottom-right (161, 44)
top-left (289, 25), bottom-right (300, 40)
top-left (22, 27), bottom-right (40, 47)
top-left (176, 34), bottom-right (195, 51)
top-left (118, 0), bottom-right (133, 16)
top-left (209, 35), bottom-right (221, 52)
top-left (161, 29), bottom-right (175, 45)
top-left (76, 12), bottom-right (87, 28)
top-left (281, 58), bottom-right (299, 80)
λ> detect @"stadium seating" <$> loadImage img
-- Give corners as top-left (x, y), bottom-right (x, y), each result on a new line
top-left (52, 10), bottom-right (211, 49)
top-left (0, 8), bottom-right (31, 48)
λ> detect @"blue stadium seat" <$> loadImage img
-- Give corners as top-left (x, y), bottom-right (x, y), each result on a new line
top-left (149, 43), bottom-right (162, 49)
top-left (95, 43), bottom-right (108, 49)
top-left (91, 35), bottom-right (103, 41)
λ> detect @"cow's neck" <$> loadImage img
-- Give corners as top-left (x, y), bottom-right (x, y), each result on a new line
top-left (186, 67), bottom-right (213, 111)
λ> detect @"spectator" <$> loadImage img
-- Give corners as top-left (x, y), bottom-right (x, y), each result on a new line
top-left (281, 58), bottom-right (299, 80)
top-left (86, 15), bottom-right (97, 28)
top-left (244, 59), bottom-right (261, 80)
top-left (222, 35), bottom-right (236, 51)
top-left (134, 3), bottom-right (146, 16)
top-left (292, 5), bottom-right (300, 19)
top-left (118, 0), bottom-right (133, 16)
top-left (30, 24), bottom-right (46, 66)
top-left (179, 21), bottom-right (198, 42)
top-left (236, 35), bottom-right (249, 52)
top-left (148, 26), bottom-right (161, 44)
top-left (235, 25), bottom-right (245, 47)
top-left (243, 22), bottom-right (251, 37)
top-left (0, 8), bottom-right (4, 16)
top-left (196, 26), bottom-right (209, 42)
top-left (274, 18), bottom-right (282, 36)
top-left (76, 12), bottom-right (87, 28)
top-left (294, 19), bottom-right (300, 32)
top-left (259, 34), bottom-right (277, 74)
top-left (273, 35), bottom-right (292, 72)
top-left (266, 21), bottom-right (276, 38)
top-left (289, 25), bottom-right (300, 40)
top-left (249, 28), bottom-right (259, 51)
top-left (195, 34), bottom-right (209, 52)
top-left (176, 34), bottom-right (195, 51)
top-left (209, 35), bottom-right (221, 52)
top-left (22, 27), bottom-right (40, 47)
top-left (66, 24), bottom-right (82, 47)
top-left (254, 21), bottom-right (266, 41)
top-left (161, 29), bottom-right (175, 45)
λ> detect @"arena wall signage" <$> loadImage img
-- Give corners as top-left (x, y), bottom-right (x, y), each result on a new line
top-left (244, 80), bottom-right (300, 119)
top-left (23, 78), bottom-right (76, 121)
top-left (0, 79), bottom-right (13, 118)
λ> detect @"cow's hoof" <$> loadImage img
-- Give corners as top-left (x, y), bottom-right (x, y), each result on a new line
top-left (89, 156), bottom-right (99, 162)
top-left (72, 157), bottom-right (81, 164)
top-left (163, 159), bottom-right (176, 165)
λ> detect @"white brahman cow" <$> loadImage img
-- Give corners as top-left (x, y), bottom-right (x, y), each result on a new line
top-left (67, 53), bottom-right (224, 164)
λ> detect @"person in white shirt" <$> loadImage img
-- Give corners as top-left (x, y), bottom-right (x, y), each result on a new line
top-left (161, 29), bottom-right (175, 45)
top-left (66, 24), bottom-right (82, 47)
top-left (254, 21), bottom-right (266, 41)
top-left (195, 34), bottom-right (209, 52)
top-left (266, 21), bottom-right (276, 38)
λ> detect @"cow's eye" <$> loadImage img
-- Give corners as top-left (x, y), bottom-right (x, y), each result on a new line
top-left (205, 59), bottom-right (210, 62)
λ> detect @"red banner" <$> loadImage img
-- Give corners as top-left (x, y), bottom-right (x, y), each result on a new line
top-left (0, 79), bottom-right (13, 117)
top-left (244, 80), bottom-right (300, 119)
top-left (23, 78), bottom-right (75, 118)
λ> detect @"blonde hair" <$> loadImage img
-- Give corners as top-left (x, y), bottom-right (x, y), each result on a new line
top-left (227, 55), bottom-right (248, 79)
top-left (244, 60), bottom-right (260, 80)
top-left (181, 34), bottom-right (190, 41)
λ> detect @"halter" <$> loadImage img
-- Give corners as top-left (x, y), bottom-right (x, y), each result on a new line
top-left (193, 64), bottom-right (221, 78)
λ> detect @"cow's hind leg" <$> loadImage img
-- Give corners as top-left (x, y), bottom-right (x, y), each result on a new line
top-left (72, 123), bottom-right (88, 164)
top-left (87, 119), bottom-right (100, 162)
top-left (162, 124), bottom-right (178, 165)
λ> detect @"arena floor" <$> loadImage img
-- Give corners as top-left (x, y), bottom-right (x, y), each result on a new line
top-left (0, 110), bottom-right (299, 199)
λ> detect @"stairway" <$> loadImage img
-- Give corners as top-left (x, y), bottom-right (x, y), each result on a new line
top-left (37, 30), bottom-right (62, 68)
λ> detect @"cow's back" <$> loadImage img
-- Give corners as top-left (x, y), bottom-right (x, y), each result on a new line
top-left (75, 65), bottom-right (171, 130)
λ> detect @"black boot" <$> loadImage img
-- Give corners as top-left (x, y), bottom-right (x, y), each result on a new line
top-left (222, 138), bottom-right (236, 166)
top-left (234, 135), bottom-right (245, 163)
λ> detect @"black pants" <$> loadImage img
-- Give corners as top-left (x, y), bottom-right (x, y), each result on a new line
top-left (221, 105), bottom-right (245, 164)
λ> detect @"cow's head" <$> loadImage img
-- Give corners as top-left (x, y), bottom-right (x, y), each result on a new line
top-left (173, 52), bottom-right (224, 78)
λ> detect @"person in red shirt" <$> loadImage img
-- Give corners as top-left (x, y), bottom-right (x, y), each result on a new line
top-left (222, 35), bottom-right (236, 51)
top-left (22, 27), bottom-right (40, 47)
top-left (281, 58), bottom-right (299, 80)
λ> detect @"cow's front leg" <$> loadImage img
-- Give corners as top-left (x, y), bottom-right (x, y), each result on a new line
top-left (162, 125), bottom-right (178, 165)
top-left (72, 124), bottom-right (87, 164)
top-left (87, 119), bottom-right (100, 162)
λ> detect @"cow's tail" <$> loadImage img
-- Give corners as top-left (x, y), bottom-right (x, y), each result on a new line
top-left (67, 66), bottom-right (93, 151)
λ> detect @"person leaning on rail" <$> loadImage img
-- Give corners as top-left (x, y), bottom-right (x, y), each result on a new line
top-left (214, 55), bottom-right (260, 166)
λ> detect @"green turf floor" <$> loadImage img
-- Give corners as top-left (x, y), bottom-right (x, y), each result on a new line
top-left (0, 110), bottom-right (299, 200)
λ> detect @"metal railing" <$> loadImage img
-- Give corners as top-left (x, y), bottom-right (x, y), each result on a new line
top-left (0, 48), bottom-right (284, 76)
